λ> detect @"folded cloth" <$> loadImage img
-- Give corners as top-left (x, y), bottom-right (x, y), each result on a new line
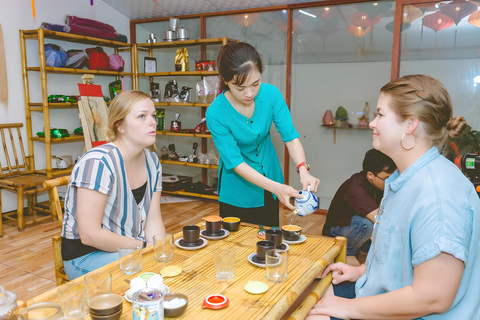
top-left (41, 22), bottom-right (70, 33)
top-left (66, 15), bottom-right (116, 34)
top-left (68, 24), bottom-right (117, 40)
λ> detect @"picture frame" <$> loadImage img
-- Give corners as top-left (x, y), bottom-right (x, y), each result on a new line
top-left (144, 57), bottom-right (157, 73)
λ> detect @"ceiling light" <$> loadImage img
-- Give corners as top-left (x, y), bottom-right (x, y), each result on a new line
top-left (474, 76), bottom-right (480, 83)
top-left (299, 10), bottom-right (317, 18)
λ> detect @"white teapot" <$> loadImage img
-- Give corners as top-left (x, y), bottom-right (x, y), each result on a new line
top-left (294, 185), bottom-right (319, 217)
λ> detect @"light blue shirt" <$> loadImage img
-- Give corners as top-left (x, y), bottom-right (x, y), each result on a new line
top-left (356, 147), bottom-right (480, 319)
top-left (206, 83), bottom-right (299, 207)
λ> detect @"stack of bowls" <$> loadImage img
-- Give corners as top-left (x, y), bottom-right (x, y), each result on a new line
top-left (88, 293), bottom-right (123, 320)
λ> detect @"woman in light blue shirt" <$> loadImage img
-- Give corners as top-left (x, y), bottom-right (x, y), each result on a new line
top-left (206, 42), bottom-right (320, 226)
top-left (308, 75), bottom-right (480, 319)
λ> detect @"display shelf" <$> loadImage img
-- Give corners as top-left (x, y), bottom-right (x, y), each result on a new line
top-left (162, 190), bottom-right (219, 200)
top-left (31, 136), bottom-right (85, 143)
top-left (156, 130), bottom-right (212, 138)
top-left (136, 37), bottom-right (234, 48)
top-left (154, 102), bottom-right (210, 107)
top-left (321, 124), bottom-right (372, 144)
top-left (160, 159), bottom-right (218, 169)
top-left (26, 66), bottom-right (132, 76)
top-left (20, 28), bottom-right (133, 177)
top-left (138, 71), bottom-right (218, 77)
top-left (35, 165), bottom-right (74, 177)
top-left (22, 29), bottom-right (132, 48)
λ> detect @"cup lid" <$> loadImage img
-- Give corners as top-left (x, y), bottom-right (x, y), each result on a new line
top-left (202, 295), bottom-right (229, 309)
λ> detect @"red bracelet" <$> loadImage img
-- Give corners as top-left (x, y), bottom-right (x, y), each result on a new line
top-left (296, 162), bottom-right (311, 173)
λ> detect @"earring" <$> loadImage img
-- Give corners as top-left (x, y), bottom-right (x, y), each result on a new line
top-left (400, 133), bottom-right (415, 151)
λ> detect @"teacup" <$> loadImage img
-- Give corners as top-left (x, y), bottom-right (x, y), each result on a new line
top-left (265, 229), bottom-right (283, 247)
top-left (183, 225), bottom-right (200, 243)
top-left (294, 185), bottom-right (319, 217)
top-left (256, 240), bottom-right (275, 261)
top-left (203, 215), bottom-right (222, 235)
top-left (281, 225), bottom-right (302, 241)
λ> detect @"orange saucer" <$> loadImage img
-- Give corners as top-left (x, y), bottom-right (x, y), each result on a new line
top-left (202, 294), bottom-right (229, 309)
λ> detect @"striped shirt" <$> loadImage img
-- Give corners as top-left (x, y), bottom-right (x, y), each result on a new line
top-left (62, 143), bottom-right (162, 242)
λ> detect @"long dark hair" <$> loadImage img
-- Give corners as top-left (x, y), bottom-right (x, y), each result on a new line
top-left (217, 42), bottom-right (263, 91)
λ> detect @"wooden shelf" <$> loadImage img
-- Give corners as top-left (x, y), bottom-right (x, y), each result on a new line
top-left (29, 102), bottom-right (78, 111)
top-left (156, 130), bottom-right (212, 138)
top-left (35, 165), bottom-right (74, 177)
top-left (31, 135), bottom-right (84, 143)
top-left (139, 71), bottom-right (218, 77)
top-left (160, 159), bottom-right (218, 169)
top-left (22, 29), bottom-right (132, 48)
top-left (162, 190), bottom-right (219, 200)
top-left (136, 37), bottom-right (233, 48)
top-left (26, 66), bottom-right (132, 76)
top-left (154, 102), bottom-right (210, 107)
top-left (321, 124), bottom-right (372, 144)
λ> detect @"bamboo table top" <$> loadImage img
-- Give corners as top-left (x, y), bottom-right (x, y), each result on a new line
top-left (27, 224), bottom-right (343, 320)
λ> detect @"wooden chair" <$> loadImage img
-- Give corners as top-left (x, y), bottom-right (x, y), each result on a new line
top-left (0, 123), bottom-right (55, 237)
top-left (43, 176), bottom-right (71, 286)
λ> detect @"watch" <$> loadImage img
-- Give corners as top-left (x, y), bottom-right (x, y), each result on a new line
top-left (296, 161), bottom-right (311, 173)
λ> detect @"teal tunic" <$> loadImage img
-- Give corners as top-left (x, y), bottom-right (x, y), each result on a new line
top-left (206, 83), bottom-right (299, 208)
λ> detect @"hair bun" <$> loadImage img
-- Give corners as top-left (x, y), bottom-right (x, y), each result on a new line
top-left (446, 116), bottom-right (467, 138)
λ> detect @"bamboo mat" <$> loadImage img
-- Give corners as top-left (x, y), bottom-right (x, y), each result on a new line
top-left (26, 224), bottom-right (342, 320)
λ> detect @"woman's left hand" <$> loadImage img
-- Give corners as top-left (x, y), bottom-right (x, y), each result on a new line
top-left (308, 294), bottom-right (353, 319)
top-left (299, 171), bottom-right (320, 192)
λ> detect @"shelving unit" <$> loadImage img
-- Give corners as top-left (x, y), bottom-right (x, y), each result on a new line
top-left (134, 37), bottom-right (235, 200)
top-left (321, 124), bottom-right (372, 144)
top-left (20, 28), bottom-right (133, 178)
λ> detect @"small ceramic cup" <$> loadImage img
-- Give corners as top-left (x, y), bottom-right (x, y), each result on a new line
top-left (183, 225), bottom-right (200, 243)
top-left (265, 229), bottom-right (282, 247)
top-left (256, 240), bottom-right (275, 261)
top-left (204, 215), bottom-right (222, 235)
top-left (281, 225), bottom-right (302, 241)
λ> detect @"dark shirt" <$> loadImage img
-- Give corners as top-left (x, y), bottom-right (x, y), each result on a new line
top-left (322, 172), bottom-right (383, 236)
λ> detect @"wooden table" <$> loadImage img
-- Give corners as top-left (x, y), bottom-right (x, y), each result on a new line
top-left (27, 225), bottom-right (346, 320)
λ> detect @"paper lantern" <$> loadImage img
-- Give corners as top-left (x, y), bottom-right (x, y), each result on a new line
top-left (356, 2), bottom-right (393, 20)
top-left (423, 12), bottom-right (454, 32)
top-left (347, 25), bottom-right (372, 37)
top-left (440, 0), bottom-right (477, 25)
top-left (402, 5), bottom-right (424, 28)
top-left (350, 12), bottom-right (381, 31)
top-left (322, 110), bottom-right (334, 126)
top-left (276, 19), bottom-right (302, 32)
top-left (468, 10), bottom-right (480, 27)
top-left (232, 13), bottom-right (259, 27)
top-left (385, 20), bottom-right (411, 33)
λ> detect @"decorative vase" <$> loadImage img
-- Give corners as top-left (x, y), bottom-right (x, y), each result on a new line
top-left (322, 110), bottom-right (334, 126)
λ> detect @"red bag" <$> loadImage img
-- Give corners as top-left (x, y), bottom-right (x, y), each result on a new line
top-left (86, 47), bottom-right (109, 70)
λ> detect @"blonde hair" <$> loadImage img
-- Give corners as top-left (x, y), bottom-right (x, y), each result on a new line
top-left (105, 90), bottom-right (152, 142)
top-left (380, 74), bottom-right (467, 146)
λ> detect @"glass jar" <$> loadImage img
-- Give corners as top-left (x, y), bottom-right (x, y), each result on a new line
top-left (0, 286), bottom-right (18, 320)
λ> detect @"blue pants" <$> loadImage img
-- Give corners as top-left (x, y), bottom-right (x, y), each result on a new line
top-left (329, 215), bottom-right (373, 256)
top-left (64, 251), bottom-right (118, 280)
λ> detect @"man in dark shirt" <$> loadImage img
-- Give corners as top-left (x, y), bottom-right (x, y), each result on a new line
top-left (322, 149), bottom-right (396, 260)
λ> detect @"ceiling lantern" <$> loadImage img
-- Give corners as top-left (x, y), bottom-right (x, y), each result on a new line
top-left (439, 0), bottom-right (477, 25)
top-left (232, 13), bottom-right (260, 27)
top-left (468, 10), bottom-right (480, 27)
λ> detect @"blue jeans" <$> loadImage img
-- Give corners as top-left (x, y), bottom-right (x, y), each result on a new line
top-left (330, 215), bottom-right (373, 256)
top-left (64, 251), bottom-right (118, 280)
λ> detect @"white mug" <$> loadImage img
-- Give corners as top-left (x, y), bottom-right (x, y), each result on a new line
top-left (294, 185), bottom-right (318, 217)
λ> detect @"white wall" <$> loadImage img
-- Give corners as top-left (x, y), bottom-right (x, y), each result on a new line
top-left (0, 0), bottom-right (130, 212)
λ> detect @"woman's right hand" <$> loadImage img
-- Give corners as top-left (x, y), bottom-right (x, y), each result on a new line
top-left (272, 183), bottom-right (302, 211)
top-left (321, 262), bottom-right (366, 284)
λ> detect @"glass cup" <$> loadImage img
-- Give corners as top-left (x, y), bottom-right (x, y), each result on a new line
top-left (118, 247), bottom-right (142, 275)
top-left (56, 282), bottom-right (88, 318)
top-left (84, 272), bottom-right (112, 303)
top-left (265, 249), bottom-right (288, 283)
top-left (213, 248), bottom-right (235, 280)
top-left (154, 233), bottom-right (174, 262)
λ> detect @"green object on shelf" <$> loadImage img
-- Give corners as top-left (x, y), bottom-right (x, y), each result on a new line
top-left (335, 106), bottom-right (348, 120)
top-left (48, 95), bottom-right (77, 103)
top-left (36, 129), bottom-right (70, 138)
top-left (73, 127), bottom-right (83, 135)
